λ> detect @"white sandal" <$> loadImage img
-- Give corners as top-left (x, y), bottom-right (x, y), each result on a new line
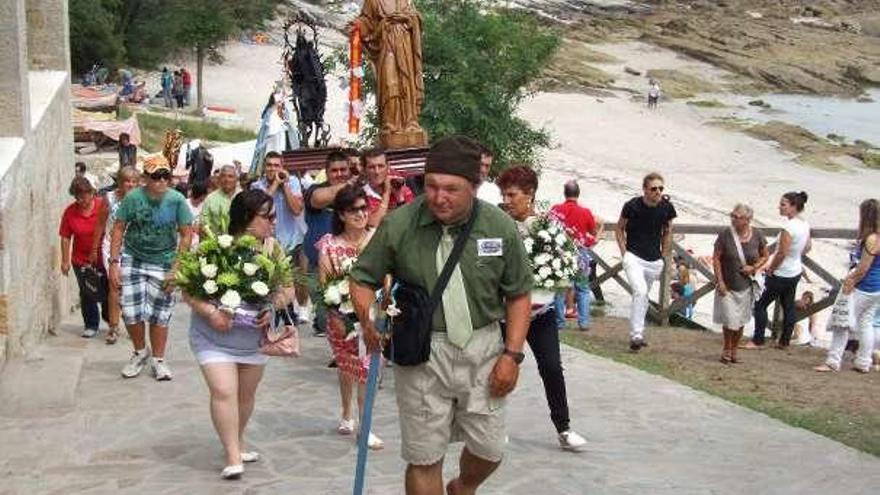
top-left (337, 418), bottom-right (355, 435)
top-left (240, 451), bottom-right (261, 463)
top-left (220, 464), bottom-right (243, 480)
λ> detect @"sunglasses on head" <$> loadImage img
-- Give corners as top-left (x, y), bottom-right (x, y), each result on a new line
top-left (149, 170), bottom-right (171, 181)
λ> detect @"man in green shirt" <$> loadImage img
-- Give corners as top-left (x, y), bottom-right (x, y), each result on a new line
top-left (109, 158), bottom-right (193, 382)
top-left (350, 135), bottom-right (532, 495)
top-left (200, 164), bottom-right (239, 233)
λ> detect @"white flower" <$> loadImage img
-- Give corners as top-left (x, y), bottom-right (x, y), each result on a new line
top-left (200, 264), bottom-right (218, 278)
top-left (217, 235), bottom-right (234, 248)
top-left (538, 266), bottom-right (552, 279)
top-left (523, 237), bottom-right (534, 254)
top-left (386, 303), bottom-right (402, 317)
top-left (220, 290), bottom-right (242, 309)
top-left (340, 257), bottom-right (355, 273)
top-left (555, 234), bottom-right (567, 245)
top-left (203, 280), bottom-right (218, 295)
top-left (534, 253), bottom-right (551, 266)
top-left (339, 300), bottom-right (355, 314)
top-left (243, 262), bottom-right (260, 276)
top-left (324, 285), bottom-right (342, 306)
top-left (543, 279), bottom-right (555, 289)
top-left (551, 258), bottom-right (561, 270)
top-left (339, 282), bottom-right (350, 296)
top-left (538, 230), bottom-right (552, 241)
top-left (251, 281), bottom-right (270, 297)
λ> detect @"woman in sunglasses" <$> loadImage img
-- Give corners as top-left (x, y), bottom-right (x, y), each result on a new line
top-left (316, 184), bottom-right (384, 450)
top-left (185, 189), bottom-right (280, 479)
top-left (712, 204), bottom-right (768, 363)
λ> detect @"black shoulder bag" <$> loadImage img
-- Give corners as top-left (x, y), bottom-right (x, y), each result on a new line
top-left (384, 202), bottom-right (480, 366)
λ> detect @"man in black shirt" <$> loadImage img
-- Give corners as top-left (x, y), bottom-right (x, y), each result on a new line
top-left (615, 172), bottom-right (677, 352)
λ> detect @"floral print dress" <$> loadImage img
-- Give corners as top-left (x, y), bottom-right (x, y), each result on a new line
top-left (318, 233), bottom-right (373, 384)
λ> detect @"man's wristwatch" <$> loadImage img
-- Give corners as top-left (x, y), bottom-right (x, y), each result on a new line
top-left (502, 348), bottom-right (525, 365)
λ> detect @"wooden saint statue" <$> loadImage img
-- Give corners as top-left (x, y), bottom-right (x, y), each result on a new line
top-left (355, 0), bottom-right (428, 149)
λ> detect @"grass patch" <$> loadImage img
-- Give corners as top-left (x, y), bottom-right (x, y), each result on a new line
top-left (120, 108), bottom-right (256, 153)
top-left (560, 320), bottom-right (880, 456)
top-left (707, 115), bottom-right (753, 130)
top-left (687, 99), bottom-right (728, 108)
top-left (645, 69), bottom-right (718, 99)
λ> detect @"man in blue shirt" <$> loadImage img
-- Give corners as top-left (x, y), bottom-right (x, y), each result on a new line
top-left (251, 151), bottom-right (305, 251)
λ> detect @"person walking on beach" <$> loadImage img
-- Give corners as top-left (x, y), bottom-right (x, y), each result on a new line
top-left (498, 166), bottom-right (588, 451)
top-left (815, 198), bottom-right (880, 373)
top-left (161, 67), bottom-right (173, 108)
top-left (744, 191), bottom-right (811, 349)
top-left (349, 136), bottom-right (533, 495)
top-left (712, 204), bottom-right (768, 363)
top-left (615, 172), bottom-right (677, 352)
top-left (108, 158), bottom-right (194, 381)
top-left (551, 180), bottom-right (602, 332)
top-left (647, 79), bottom-right (661, 109)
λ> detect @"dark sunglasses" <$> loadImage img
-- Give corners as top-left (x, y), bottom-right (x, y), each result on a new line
top-left (346, 205), bottom-right (369, 214)
top-left (649, 186), bottom-right (665, 192)
top-left (149, 170), bottom-right (172, 181)
top-left (730, 213), bottom-right (749, 220)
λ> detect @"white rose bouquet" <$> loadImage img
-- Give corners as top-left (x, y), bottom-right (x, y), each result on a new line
top-left (174, 220), bottom-right (294, 315)
top-left (319, 251), bottom-right (359, 339)
top-left (525, 214), bottom-right (585, 291)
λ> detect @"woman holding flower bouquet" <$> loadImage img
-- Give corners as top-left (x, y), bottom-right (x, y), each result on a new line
top-left (317, 184), bottom-right (384, 450)
top-left (182, 189), bottom-right (291, 480)
top-left (497, 166), bottom-right (588, 451)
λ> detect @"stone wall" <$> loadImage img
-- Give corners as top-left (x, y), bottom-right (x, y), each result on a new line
top-left (0, 0), bottom-right (76, 370)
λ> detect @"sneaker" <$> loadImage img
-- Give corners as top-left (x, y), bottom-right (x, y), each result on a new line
top-left (151, 358), bottom-right (173, 381)
top-left (297, 304), bottom-right (312, 324)
top-left (337, 418), bottom-right (355, 435)
top-left (220, 464), bottom-right (244, 480)
top-left (240, 451), bottom-right (261, 463)
top-left (121, 349), bottom-right (150, 378)
top-left (81, 328), bottom-right (98, 338)
top-left (629, 338), bottom-right (645, 353)
top-left (558, 430), bottom-right (587, 451)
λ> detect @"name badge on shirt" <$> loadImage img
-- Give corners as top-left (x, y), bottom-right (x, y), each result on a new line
top-left (477, 238), bottom-right (503, 257)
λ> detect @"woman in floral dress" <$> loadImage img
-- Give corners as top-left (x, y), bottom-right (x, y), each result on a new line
top-left (317, 184), bottom-right (384, 450)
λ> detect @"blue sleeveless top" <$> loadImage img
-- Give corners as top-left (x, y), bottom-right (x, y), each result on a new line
top-left (854, 243), bottom-right (880, 293)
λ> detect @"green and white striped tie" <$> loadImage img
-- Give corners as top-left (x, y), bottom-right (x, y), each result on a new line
top-left (436, 226), bottom-right (473, 348)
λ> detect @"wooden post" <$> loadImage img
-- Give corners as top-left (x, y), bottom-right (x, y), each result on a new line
top-left (658, 253), bottom-right (672, 326)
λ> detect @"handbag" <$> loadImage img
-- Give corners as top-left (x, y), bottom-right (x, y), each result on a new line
top-left (260, 307), bottom-right (301, 357)
top-left (826, 289), bottom-right (855, 333)
top-left (384, 202), bottom-right (480, 366)
top-left (81, 265), bottom-right (107, 302)
top-left (729, 227), bottom-right (764, 299)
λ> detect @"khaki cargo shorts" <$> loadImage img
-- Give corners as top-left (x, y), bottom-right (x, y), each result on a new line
top-left (393, 323), bottom-right (506, 465)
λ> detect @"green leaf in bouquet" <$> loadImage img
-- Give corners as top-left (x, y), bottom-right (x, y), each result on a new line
top-left (217, 271), bottom-right (241, 288)
top-left (234, 234), bottom-right (260, 251)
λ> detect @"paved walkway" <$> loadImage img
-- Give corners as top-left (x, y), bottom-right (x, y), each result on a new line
top-left (1, 306), bottom-right (878, 495)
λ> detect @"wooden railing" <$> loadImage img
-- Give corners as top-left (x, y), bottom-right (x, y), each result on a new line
top-left (592, 223), bottom-right (857, 329)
